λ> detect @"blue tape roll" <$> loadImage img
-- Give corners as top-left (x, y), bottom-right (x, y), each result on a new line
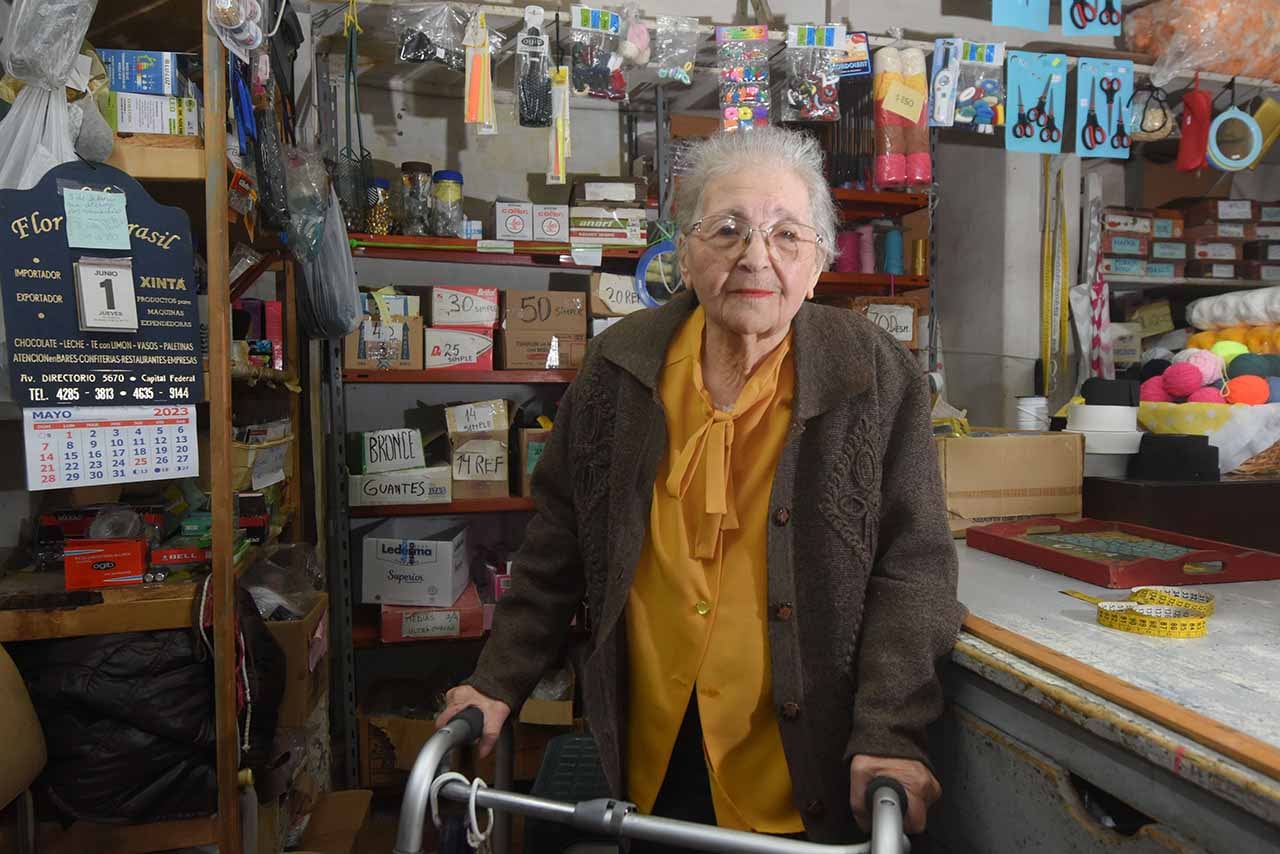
top-left (635, 240), bottom-right (679, 309)
top-left (1208, 107), bottom-right (1263, 172)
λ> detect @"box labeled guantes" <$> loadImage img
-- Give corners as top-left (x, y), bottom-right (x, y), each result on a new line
top-left (360, 518), bottom-right (469, 607)
top-left (349, 465), bottom-right (452, 507)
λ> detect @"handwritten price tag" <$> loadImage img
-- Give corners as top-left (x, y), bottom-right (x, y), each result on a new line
top-left (884, 81), bottom-right (924, 123)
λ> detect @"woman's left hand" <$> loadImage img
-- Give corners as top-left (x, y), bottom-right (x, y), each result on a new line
top-left (849, 754), bottom-right (940, 834)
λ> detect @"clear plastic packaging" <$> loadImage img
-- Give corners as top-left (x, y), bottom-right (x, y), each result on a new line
top-left (394, 2), bottom-right (468, 72)
top-left (1125, 0), bottom-right (1280, 88)
top-left (400, 161), bottom-right (433, 236)
top-left (299, 186), bottom-right (361, 339)
top-left (253, 53), bottom-right (290, 234)
top-left (782, 24), bottom-right (846, 122)
top-left (655, 16), bottom-right (699, 85)
top-left (571, 5), bottom-right (627, 101)
top-left (241, 544), bottom-right (324, 621)
top-left (285, 147), bottom-right (329, 262)
top-left (208, 0), bottom-right (264, 56)
top-left (516, 6), bottom-right (553, 127)
top-left (430, 170), bottom-right (464, 237)
top-left (716, 25), bottom-right (771, 132)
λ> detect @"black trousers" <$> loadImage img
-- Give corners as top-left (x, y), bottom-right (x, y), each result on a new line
top-left (630, 695), bottom-right (805, 854)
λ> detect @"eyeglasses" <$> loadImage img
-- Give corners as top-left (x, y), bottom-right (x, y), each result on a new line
top-left (689, 215), bottom-right (824, 263)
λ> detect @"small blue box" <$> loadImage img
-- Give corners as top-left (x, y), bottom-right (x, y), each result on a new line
top-left (99, 49), bottom-right (188, 95)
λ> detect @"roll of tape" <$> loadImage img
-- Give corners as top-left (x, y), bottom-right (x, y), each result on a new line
top-left (1084, 452), bottom-right (1131, 478)
top-left (1066, 403), bottom-right (1139, 433)
top-left (1070, 429), bottom-right (1144, 455)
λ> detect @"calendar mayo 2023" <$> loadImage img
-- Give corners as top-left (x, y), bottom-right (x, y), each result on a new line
top-left (24, 405), bottom-right (199, 491)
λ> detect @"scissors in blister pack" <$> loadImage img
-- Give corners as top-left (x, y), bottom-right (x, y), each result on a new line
top-left (1081, 76), bottom-right (1107, 150)
top-left (1014, 87), bottom-right (1035, 138)
top-left (1026, 77), bottom-right (1052, 126)
top-left (1070, 0), bottom-right (1097, 29)
top-left (1098, 0), bottom-right (1122, 26)
top-left (1100, 77), bottom-right (1122, 144)
top-left (1040, 91), bottom-right (1062, 144)
top-left (1111, 107), bottom-right (1132, 149)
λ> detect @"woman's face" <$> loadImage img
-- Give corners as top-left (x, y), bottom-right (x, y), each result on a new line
top-left (680, 166), bottom-right (823, 342)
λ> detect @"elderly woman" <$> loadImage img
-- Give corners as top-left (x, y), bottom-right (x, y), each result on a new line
top-left (438, 126), bottom-right (963, 847)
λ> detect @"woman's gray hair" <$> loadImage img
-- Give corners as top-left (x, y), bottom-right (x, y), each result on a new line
top-left (674, 126), bottom-right (838, 267)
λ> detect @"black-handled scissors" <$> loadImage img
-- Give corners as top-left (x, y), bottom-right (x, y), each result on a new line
top-left (1013, 87), bottom-right (1035, 139)
top-left (1100, 77), bottom-right (1122, 146)
top-left (1025, 77), bottom-right (1052, 127)
top-left (1098, 0), bottom-right (1121, 26)
top-left (1070, 0), bottom-right (1097, 29)
top-left (1040, 91), bottom-right (1062, 144)
top-left (1081, 77), bottom-right (1106, 151)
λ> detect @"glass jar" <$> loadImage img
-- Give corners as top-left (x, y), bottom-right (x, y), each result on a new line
top-left (400, 161), bottom-right (433, 237)
top-left (430, 170), bottom-right (465, 238)
top-left (366, 178), bottom-right (394, 236)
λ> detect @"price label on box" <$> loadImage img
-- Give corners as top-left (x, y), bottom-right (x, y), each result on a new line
top-left (24, 405), bottom-right (198, 491)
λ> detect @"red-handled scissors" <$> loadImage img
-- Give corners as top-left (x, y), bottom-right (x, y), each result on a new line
top-left (1081, 77), bottom-right (1107, 151)
top-left (1098, 0), bottom-right (1122, 26)
top-left (1070, 0), bottom-right (1097, 29)
top-left (1013, 87), bottom-right (1035, 139)
top-left (1025, 77), bottom-right (1052, 127)
top-left (1040, 91), bottom-right (1062, 144)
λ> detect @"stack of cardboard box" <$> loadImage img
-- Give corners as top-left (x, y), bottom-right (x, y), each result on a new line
top-left (569, 177), bottom-right (650, 248)
top-left (445, 399), bottom-right (511, 500)
top-left (426, 286), bottom-right (499, 370)
top-left (1102, 199), bottom-right (1280, 282)
top-left (347, 427), bottom-right (452, 508)
top-left (589, 271), bottom-right (646, 336)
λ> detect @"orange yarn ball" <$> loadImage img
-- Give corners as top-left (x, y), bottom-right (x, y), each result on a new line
top-left (1218, 326), bottom-right (1249, 344)
top-left (1187, 331), bottom-right (1218, 350)
top-left (1224, 374), bottom-right (1270, 405)
top-left (1246, 326), bottom-right (1276, 354)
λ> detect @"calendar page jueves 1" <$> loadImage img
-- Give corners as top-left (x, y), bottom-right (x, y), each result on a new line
top-left (0, 160), bottom-right (202, 406)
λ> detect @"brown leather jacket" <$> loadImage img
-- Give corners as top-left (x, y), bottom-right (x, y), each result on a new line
top-left (469, 291), bottom-right (962, 842)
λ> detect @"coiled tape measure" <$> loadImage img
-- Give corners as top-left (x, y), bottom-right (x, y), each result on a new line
top-left (1061, 587), bottom-right (1216, 638)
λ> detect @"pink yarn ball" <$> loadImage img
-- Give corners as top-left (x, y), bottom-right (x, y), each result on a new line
top-left (1188, 386), bottom-right (1226, 404)
top-left (1180, 348), bottom-right (1224, 385)
top-left (1140, 377), bottom-right (1174, 402)
top-left (1162, 362), bottom-right (1205, 398)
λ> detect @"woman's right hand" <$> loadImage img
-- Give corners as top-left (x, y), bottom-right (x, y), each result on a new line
top-left (435, 685), bottom-right (512, 758)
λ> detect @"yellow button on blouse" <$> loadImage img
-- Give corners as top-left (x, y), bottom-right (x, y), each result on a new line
top-left (625, 306), bottom-right (803, 834)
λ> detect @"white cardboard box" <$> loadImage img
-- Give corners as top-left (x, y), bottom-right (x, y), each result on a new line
top-left (361, 518), bottom-right (470, 607)
top-left (569, 207), bottom-right (647, 247)
top-left (349, 465), bottom-right (452, 507)
top-left (532, 205), bottom-right (569, 241)
top-left (105, 92), bottom-right (200, 135)
top-left (424, 327), bottom-right (494, 369)
top-left (431, 286), bottom-right (500, 328)
top-left (493, 201), bottom-right (534, 241)
top-left (348, 428), bottom-right (426, 474)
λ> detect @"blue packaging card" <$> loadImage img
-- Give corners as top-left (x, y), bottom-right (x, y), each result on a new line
top-left (98, 49), bottom-right (184, 96)
top-left (1076, 58), bottom-right (1133, 160)
top-left (1005, 52), bottom-right (1067, 154)
top-left (1146, 262), bottom-right (1180, 278)
top-left (1064, 0), bottom-right (1122, 36)
top-left (993, 0), bottom-right (1049, 32)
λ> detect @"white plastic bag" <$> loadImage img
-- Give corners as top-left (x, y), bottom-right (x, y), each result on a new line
top-left (299, 188), bottom-right (361, 339)
top-left (0, 0), bottom-right (98, 190)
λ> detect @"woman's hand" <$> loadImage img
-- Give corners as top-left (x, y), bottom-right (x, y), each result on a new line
top-left (849, 754), bottom-right (940, 835)
top-left (434, 685), bottom-right (512, 758)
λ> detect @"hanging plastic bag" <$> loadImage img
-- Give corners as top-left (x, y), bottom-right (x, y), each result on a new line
top-left (285, 147), bottom-right (329, 263)
top-left (655, 16), bottom-right (699, 85)
top-left (782, 24), bottom-right (846, 122)
top-left (571, 5), bottom-right (627, 101)
top-left (252, 49), bottom-right (291, 234)
top-left (0, 0), bottom-right (99, 190)
top-left (394, 2), bottom-right (468, 71)
top-left (516, 6), bottom-right (553, 127)
top-left (299, 187), bottom-right (361, 339)
top-left (716, 25), bottom-right (770, 132)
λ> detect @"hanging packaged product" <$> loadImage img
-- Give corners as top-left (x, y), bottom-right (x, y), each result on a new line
top-left (1066, 0), bottom-right (1122, 38)
top-left (833, 31), bottom-right (872, 78)
top-left (1076, 58), bottom-right (1133, 160)
top-left (655, 16), bottom-right (699, 86)
top-left (570, 5), bottom-right (627, 101)
top-left (872, 35), bottom-right (931, 188)
top-left (394, 3), bottom-right (468, 71)
top-left (517, 6), bottom-right (553, 127)
top-left (618, 4), bottom-right (651, 69)
top-left (548, 65), bottom-right (571, 184)
top-left (929, 39), bottom-right (1005, 135)
top-left (716, 26), bottom-right (771, 132)
top-left (782, 24), bottom-right (846, 123)
top-left (1005, 51), bottom-right (1067, 155)
top-left (208, 0), bottom-right (264, 63)
top-left (993, 0), bottom-right (1049, 31)
top-left (464, 11), bottom-right (497, 133)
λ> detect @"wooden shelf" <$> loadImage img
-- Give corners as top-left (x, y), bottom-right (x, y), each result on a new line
top-left (831, 188), bottom-right (930, 220)
top-left (816, 272), bottom-right (930, 293)
top-left (105, 134), bottom-right (205, 182)
top-left (0, 571), bottom-right (199, 643)
top-left (36, 814), bottom-right (218, 854)
top-left (349, 234), bottom-right (644, 268)
top-left (343, 368), bottom-right (576, 384)
top-left (351, 498), bottom-right (536, 517)
top-left (1108, 275), bottom-right (1277, 292)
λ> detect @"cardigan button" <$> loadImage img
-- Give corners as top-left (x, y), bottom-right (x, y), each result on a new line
top-left (780, 702), bottom-right (801, 721)
top-left (773, 507), bottom-right (791, 526)
top-left (774, 602), bottom-right (794, 621)
top-left (804, 799), bottom-right (825, 817)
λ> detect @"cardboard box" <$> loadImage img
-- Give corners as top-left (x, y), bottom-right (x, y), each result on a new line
top-left (1186, 261), bottom-right (1244, 279)
top-left (492, 201), bottom-right (534, 241)
top-left (425, 327), bottom-right (495, 370)
top-left (150, 535), bottom-right (212, 567)
top-left (1150, 241), bottom-right (1188, 260)
top-left (1244, 241), bottom-right (1280, 262)
top-left (360, 519), bottom-right (470, 607)
top-left (1103, 208), bottom-right (1152, 235)
top-left (379, 583), bottom-right (485, 643)
top-left (446, 400), bottom-right (511, 500)
top-left (98, 49), bottom-right (191, 95)
top-left (1127, 299), bottom-right (1174, 338)
top-left (1192, 240), bottom-right (1244, 261)
top-left (298, 790), bottom-right (373, 854)
top-left (359, 293), bottom-right (421, 317)
top-left (502, 290), bottom-right (588, 335)
top-left (445, 399), bottom-right (510, 435)
top-left (1145, 262), bottom-right (1186, 279)
top-left (571, 176), bottom-right (648, 206)
top-left (1261, 203), bottom-right (1280, 223)
top-left (349, 465), bottom-right (452, 507)
top-left (532, 204), bottom-right (570, 241)
top-left (500, 331), bottom-right (588, 370)
top-left (592, 317), bottom-right (624, 336)
top-left (936, 433), bottom-right (1084, 537)
top-left (1100, 234), bottom-right (1149, 256)
top-left (590, 272), bottom-right (645, 317)
top-left (347, 428), bottom-right (426, 475)
top-left (1151, 209), bottom-right (1185, 239)
top-left (1179, 198), bottom-right (1258, 225)
top-left (343, 315), bottom-right (425, 371)
top-left (431, 286), bottom-right (500, 328)
top-left (519, 668), bottom-right (576, 726)
top-left (1111, 322), bottom-right (1142, 366)
top-left (64, 538), bottom-right (150, 590)
top-left (104, 91), bottom-right (200, 135)
top-left (1243, 262), bottom-right (1280, 283)
top-left (519, 428), bottom-right (553, 498)
top-left (265, 592), bottom-right (330, 729)
top-left (569, 206), bottom-right (647, 246)
top-left (1184, 222), bottom-right (1256, 241)
top-left (1101, 257), bottom-right (1146, 277)
top-left (1259, 225), bottom-right (1280, 240)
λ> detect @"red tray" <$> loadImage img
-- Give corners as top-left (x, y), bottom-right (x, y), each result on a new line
top-left (965, 517), bottom-right (1280, 589)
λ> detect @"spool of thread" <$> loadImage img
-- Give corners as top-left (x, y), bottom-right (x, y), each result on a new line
top-left (855, 225), bottom-right (875, 273)
top-left (1015, 395), bottom-right (1049, 431)
top-left (883, 229), bottom-right (905, 275)
top-left (835, 232), bottom-right (860, 273)
top-left (911, 239), bottom-right (928, 277)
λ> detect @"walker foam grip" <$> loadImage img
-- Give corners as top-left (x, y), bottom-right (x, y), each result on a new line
top-left (1081, 377), bottom-right (1140, 406)
top-left (450, 706), bottom-right (486, 744)
top-left (865, 775), bottom-right (909, 820)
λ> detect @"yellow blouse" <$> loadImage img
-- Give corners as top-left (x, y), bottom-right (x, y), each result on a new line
top-left (625, 307), bottom-right (803, 834)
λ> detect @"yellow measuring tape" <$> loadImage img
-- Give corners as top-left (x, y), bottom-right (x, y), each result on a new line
top-left (1039, 157), bottom-right (1070, 396)
top-left (1061, 587), bottom-right (1216, 638)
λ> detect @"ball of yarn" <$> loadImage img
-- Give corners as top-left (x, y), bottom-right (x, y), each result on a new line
top-left (1225, 375), bottom-right (1270, 405)
top-left (1162, 362), bottom-right (1205, 398)
top-left (1187, 331), bottom-right (1218, 350)
top-left (1140, 377), bottom-right (1173, 402)
top-left (1266, 354), bottom-right (1280, 377)
top-left (1142, 347), bottom-right (1175, 365)
top-left (1174, 348), bottom-right (1223, 385)
top-left (1227, 353), bottom-right (1270, 379)
top-left (1217, 326), bottom-right (1249, 343)
top-left (1245, 325), bottom-right (1276, 354)
top-left (1140, 359), bottom-right (1171, 382)
top-left (1211, 340), bottom-right (1250, 366)
top-left (1188, 386), bottom-right (1226, 404)
top-left (1269, 378), bottom-right (1280, 403)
